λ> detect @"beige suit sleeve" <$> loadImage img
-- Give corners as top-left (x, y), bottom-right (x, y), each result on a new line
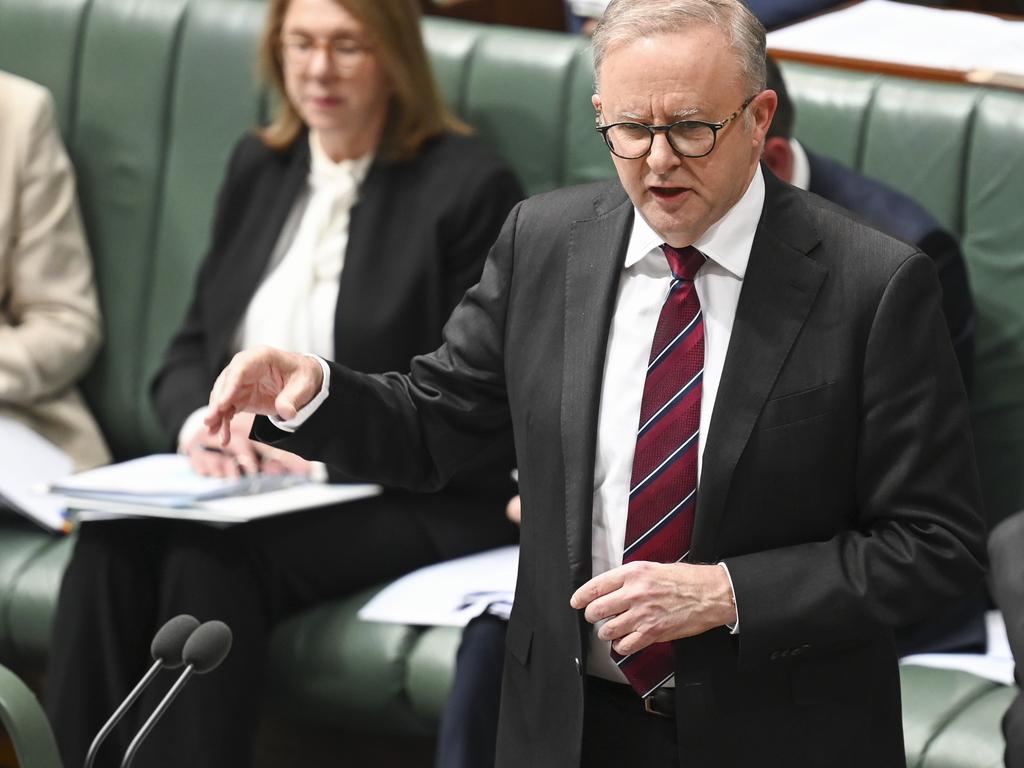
top-left (0, 84), bottom-right (102, 404)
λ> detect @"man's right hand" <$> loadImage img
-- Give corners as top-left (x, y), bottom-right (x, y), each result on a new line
top-left (205, 346), bottom-right (324, 447)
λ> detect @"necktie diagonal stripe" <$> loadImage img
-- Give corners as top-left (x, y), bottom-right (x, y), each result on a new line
top-left (614, 244), bottom-right (705, 698)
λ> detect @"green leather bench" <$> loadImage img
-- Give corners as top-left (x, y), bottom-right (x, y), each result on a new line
top-left (0, 0), bottom-right (1022, 765)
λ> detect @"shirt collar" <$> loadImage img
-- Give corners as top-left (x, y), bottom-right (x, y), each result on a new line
top-left (309, 131), bottom-right (374, 187)
top-left (623, 164), bottom-right (765, 280)
top-left (789, 138), bottom-right (811, 191)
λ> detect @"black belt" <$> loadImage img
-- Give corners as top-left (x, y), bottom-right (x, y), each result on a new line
top-left (586, 675), bottom-right (676, 719)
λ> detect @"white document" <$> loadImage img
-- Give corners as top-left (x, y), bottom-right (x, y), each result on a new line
top-left (55, 454), bottom-right (381, 526)
top-left (50, 453), bottom-right (303, 507)
top-left (900, 611), bottom-right (1015, 686)
top-left (358, 545), bottom-right (519, 627)
top-left (0, 416), bottom-right (73, 532)
top-left (768, 0), bottom-right (1024, 78)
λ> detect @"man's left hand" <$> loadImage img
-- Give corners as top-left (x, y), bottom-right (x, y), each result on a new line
top-left (569, 562), bottom-right (737, 655)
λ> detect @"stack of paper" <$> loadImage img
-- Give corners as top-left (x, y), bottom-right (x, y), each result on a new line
top-left (51, 454), bottom-right (305, 508)
top-left (52, 454), bottom-right (382, 527)
top-left (0, 416), bottom-right (74, 532)
top-left (768, 0), bottom-right (1024, 79)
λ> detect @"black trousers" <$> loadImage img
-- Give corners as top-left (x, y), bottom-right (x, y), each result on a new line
top-left (435, 613), bottom-right (507, 768)
top-left (45, 489), bottom-right (516, 768)
top-left (582, 676), bottom-right (678, 767)
top-left (990, 510), bottom-right (1024, 768)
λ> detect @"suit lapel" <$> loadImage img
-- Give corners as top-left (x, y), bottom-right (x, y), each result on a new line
top-left (561, 185), bottom-right (633, 589)
top-left (693, 173), bottom-right (827, 558)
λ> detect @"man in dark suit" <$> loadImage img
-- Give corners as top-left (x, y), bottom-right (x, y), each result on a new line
top-left (741, 0), bottom-right (842, 28)
top-left (761, 56), bottom-right (986, 657)
top-left (205, 1), bottom-right (986, 765)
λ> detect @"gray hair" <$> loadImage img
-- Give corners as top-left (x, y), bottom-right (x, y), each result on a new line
top-left (592, 0), bottom-right (767, 97)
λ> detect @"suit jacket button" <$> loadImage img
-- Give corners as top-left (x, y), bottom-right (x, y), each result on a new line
top-left (574, 657), bottom-right (582, 675)
top-left (770, 650), bottom-right (780, 661)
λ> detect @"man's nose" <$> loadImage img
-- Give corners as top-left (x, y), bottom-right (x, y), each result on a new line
top-left (646, 132), bottom-right (682, 175)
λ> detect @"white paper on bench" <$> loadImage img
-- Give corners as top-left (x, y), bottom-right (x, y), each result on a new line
top-left (767, 0), bottom-right (1024, 78)
top-left (0, 416), bottom-right (73, 532)
top-left (900, 611), bottom-right (1015, 686)
top-left (358, 545), bottom-right (518, 627)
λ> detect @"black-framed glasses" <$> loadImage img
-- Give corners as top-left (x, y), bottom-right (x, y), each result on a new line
top-left (279, 33), bottom-right (372, 73)
top-left (595, 95), bottom-right (757, 160)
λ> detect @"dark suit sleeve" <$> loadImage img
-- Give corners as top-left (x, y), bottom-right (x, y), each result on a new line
top-left (150, 138), bottom-right (253, 442)
top-left (254, 201), bottom-right (522, 490)
top-left (723, 253), bottom-right (986, 666)
top-left (920, 229), bottom-right (975, 393)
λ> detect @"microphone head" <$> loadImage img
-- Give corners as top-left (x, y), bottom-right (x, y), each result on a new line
top-left (181, 620), bottom-right (233, 674)
top-left (151, 615), bottom-right (200, 669)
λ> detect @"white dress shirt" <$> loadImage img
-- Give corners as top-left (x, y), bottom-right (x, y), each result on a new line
top-left (586, 166), bottom-right (765, 683)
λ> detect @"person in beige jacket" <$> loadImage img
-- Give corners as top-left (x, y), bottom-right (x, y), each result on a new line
top-left (0, 70), bottom-right (109, 471)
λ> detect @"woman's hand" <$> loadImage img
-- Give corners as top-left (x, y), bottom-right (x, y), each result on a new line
top-left (182, 412), bottom-right (260, 478)
top-left (182, 411), bottom-right (312, 478)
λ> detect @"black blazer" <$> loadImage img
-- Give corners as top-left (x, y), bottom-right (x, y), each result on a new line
top-left (259, 169), bottom-right (986, 767)
top-left (152, 129), bottom-right (524, 554)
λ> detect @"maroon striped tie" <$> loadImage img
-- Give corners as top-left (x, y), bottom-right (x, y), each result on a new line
top-left (613, 244), bottom-right (705, 698)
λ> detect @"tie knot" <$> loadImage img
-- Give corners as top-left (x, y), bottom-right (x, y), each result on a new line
top-left (660, 244), bottom-right (704, 281)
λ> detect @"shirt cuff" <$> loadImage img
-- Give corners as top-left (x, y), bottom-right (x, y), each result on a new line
top-left (268, 355), bottom-right (331, 433)
top-left (177, 406), bottom-right (210, 451)
top-left (718, 561), bottom-right (740, 634)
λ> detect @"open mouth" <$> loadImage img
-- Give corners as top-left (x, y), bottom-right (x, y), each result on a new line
top-left (649, 186), bottom-right (689, 201)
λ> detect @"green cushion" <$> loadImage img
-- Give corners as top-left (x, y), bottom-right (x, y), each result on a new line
top-left (963, 90), bottom-right (1024, 528)
top-left (564, 43), bottom-right (616, 187)
top-left (0, 527), bottom-right (54, 664)
top-left (421, 17), bottom-right (486, 116)
top-left (266, 585), bottom-right (428, 734)
top-left (900, 664), bottom-right (1000, 767)
top-left (861, 80), bottom-right (980, 235)
top-left (74, 0), bottom-right (191, 459)
top-left (405, 624), bottom-right (463, 722)
top-left (919, 685), bottom-right (1015, 768)
top-left (0, 0), bottom-right (90, 138)
top-left (0, 663), bottom-right (62, 768)
top-left (780, 61), bottom-right (879, 167)
top-left (136, 0), bottom-right (268, 450)
top-left (461, 26), bottom-right (586, 195)
top-left (4, 536), bottom-right (74, 668)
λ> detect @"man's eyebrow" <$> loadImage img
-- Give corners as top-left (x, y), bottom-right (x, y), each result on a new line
top-left (616, 106), bottom-right (702, 122)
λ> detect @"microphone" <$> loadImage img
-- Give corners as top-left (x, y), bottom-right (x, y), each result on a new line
top-left (84, 614), bottom-right (200, 768)
top-left (120, 620), bottom-right (233, 768)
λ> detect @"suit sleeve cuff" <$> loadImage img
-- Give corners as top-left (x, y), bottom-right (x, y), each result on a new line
top-left (718, 561), bottom-right (740, 634)
top-left (268, 355), bottom-right (331, 433)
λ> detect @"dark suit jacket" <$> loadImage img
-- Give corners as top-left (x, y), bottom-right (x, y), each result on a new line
top-left (808, 149), bottom-right (975, 393)
top-left (259, 169), bottom-right (986, 767)
top-left (742, 0), bottom-right (842, 28)
top-left (152, 129), bottom-right (524, 556)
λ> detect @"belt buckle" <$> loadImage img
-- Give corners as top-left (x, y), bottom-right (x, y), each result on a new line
top-left (642, 690), bottom-right (673, 719)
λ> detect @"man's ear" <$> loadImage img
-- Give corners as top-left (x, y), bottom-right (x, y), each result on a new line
top-left (749, 89), bottom-right (778, 147)
top-left (762, 136), bottom-right (795, 184)
top-left (592, 93), bottom-right (603, 119)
